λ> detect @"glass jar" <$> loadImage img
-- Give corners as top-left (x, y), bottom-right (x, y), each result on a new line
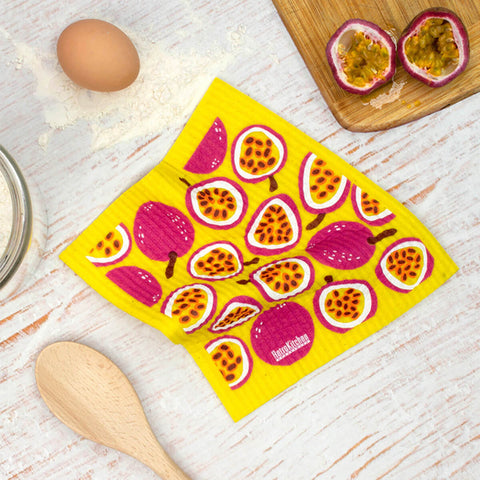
top-left (0, 146), bottom-right (46, 301)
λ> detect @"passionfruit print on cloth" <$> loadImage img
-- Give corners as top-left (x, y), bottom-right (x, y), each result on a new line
top-left (60, 78), bottom-right (457, 421)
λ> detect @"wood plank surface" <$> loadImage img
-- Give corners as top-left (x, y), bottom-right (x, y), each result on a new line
top-left (1, 0), bottom-right (480, 479)
top-left (272, 0), bottom-right (480, 131)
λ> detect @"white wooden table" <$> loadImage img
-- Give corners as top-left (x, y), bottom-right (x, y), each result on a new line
top-left (1, 1), bottom-right (479, 479)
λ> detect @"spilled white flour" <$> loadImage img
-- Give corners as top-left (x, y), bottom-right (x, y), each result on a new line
top-left (2, 25), bottom-right (247, 151)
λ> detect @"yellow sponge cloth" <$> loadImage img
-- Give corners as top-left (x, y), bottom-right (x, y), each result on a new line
top-left (60, 78), bottom-right (457, 421)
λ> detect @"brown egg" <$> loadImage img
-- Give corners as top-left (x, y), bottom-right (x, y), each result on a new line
top-left (57, 19), bottom-right (140, 92)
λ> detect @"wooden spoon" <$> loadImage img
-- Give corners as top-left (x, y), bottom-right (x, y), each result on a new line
top-left (35, 341), bottom-right (191, 480)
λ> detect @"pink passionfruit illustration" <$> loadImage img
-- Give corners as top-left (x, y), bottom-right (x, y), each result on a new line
top-left (251, 302), bottom-right (314, 366)
top-left (306, 221), bottom-right (396, 270)
top-left (134, 201), bottom-right (195, 278)
top-left (106, 266), bottom-right (162, 307)
top-left (183, 117), bottom-right (227, 173)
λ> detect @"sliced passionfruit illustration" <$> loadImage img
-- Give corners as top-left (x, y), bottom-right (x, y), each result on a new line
top-left (86, 223), bottom-right (132, 267)
top-left (187, 241), bottom-right (243, 281)
top-left (245, 194), bottom-right (301, 256)
top-left (231, 124), bottom-right (287, 192)
top-left (326, 19), bottom-right (396, 95)
top-left (184, 177), bottom-right (248, 230)
top-left (134, 201), bottom-right (195, 278)
top-left (208, 296), bottom-right (262, 333)
top-left (205, 335), bottom-right (253, 390)
top-left (351, 184), bottom-right (395, 226)
top-left (161, 283), bottom-right (217, 334)
top-left (398, 8), bottom-right (469, 87)
top-left (106, 266), bottom-right (162, 307)
top-left (376, 238), bottom-right (434, 293)
top-left (313, 278), bottom-right (377, 333)
top-left (250, 256), bottom-right (315, 302)
top-left (251, 302), bottom-right (314, 366)
top-left (183, 117), bottom-right (227, 173)
top-left (299, 152), bottom-right (351, 230)
top-left (306, 221), bottom-right (396, 270)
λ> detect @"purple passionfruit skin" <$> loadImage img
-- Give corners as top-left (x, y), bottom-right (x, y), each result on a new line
top-left (205, 335), bottom-right (253, 390)
top-left (375, 237), bottom-right (434, 293)
top-left (250, 256), bottom-right (315, 302)
top-left (183, 117), bottom-right (227, 174)
top-left (185, 177), bottom-right (248, 230)
top-left (106, 266), bottom-right (162, 307)
top-left (326, 19), bottom-right (396, 95)
top-left (187, 241), bottom-right (244, 281)
top-left (208, 295), bottom-right (262, 333)
top-left (251, 302), bottom-right (314, 366)
top-left (161, 283), bottom-right (217, 334)
top-left (398, 8), bottom-right (470, 88)
top-left (244, 194), bottom-right (302, 256)
top-left (299, 152), bottom-right (351, 215)
top-left (313, 279), bottom-right (377, 334)
top-left (351, 184), bottom-right (395, 226)
top-left (231, 124), bottom-right (287, 183)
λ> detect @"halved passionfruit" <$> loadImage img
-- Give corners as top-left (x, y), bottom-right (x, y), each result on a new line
top-left (86, 223), bottom-right (131, 267)
top-left (187, 241), bottom-right (243, 281)
top-left (250, 256), bottom-right (315, 302)
top-left (205, 335), bottom-right (253, 389)
top-left (375, 237), bottom-right (434, 293)
top-left (208, 296), bottom-right (262, 333)
top-left (185, 177), bottom-right (248, 230)
top-left (161, 283), bottom-right (217, 334)
top-left (351, 184), bottom-right (395, 226)
top-left (398, 8), bottom-right (469, 87)
top-left (313, 279), bottom-right (377, 333)
top-left (326, 19), bottom-right (396, 95)
top-left (244, 194), bottom-right (302, 256)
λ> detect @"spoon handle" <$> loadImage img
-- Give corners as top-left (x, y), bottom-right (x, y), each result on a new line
top-left (134, 431), bottom-right (191, 480)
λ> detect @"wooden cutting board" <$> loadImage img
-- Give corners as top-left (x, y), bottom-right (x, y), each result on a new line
top-left (272, 0), bottom-right (480, 131)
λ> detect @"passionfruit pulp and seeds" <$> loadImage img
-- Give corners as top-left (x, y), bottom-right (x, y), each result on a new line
top-left (404, 19), bottom-right (458, 76)
top-left (339, 31), bottom-right (391, 88)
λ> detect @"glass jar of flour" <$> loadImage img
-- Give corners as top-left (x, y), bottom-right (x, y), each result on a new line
top-left (0, 146), bottom-right (46, 301)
